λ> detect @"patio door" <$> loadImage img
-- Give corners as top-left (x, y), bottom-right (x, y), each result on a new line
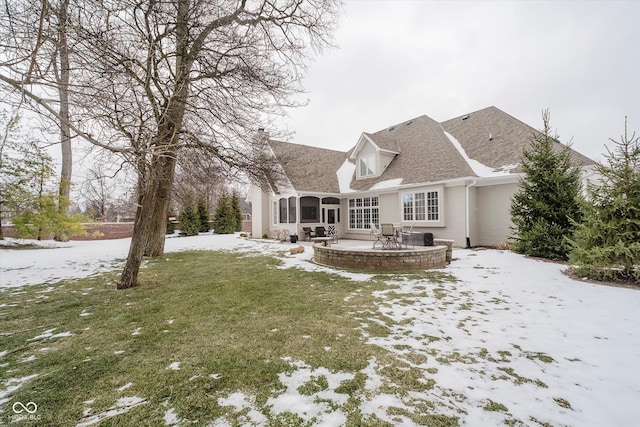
top-left (327, 208), bottom-right (337, 237)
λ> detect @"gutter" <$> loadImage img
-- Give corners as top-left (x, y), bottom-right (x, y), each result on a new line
top-left (465, 179), bottom-right (478, 249)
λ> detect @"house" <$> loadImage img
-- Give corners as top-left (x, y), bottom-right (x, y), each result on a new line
top-left (247, 106), bottom-right (598, 247)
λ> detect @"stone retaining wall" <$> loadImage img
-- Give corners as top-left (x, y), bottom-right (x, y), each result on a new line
top-left (313, 245), bottom-right (448, 271)
top-left (433, 238), bottom-right (455, 262)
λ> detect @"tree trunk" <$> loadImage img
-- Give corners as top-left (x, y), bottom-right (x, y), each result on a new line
top-left (118, 173), bottom-right (155, 289)
top-left (144, 151), bottom-right (177, 257)
top-left (54, 0), bottom-right (72, 242)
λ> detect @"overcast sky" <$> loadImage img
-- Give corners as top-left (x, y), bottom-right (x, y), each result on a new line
top-left (276, 0), bottom-right (639, 162)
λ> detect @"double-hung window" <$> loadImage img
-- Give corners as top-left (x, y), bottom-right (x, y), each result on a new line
top-left (403, 190), bottom-right (439, 222)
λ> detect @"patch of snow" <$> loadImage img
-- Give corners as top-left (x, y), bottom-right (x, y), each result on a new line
top-left (370, 178), bottom-right (403, 190)
top-left (167, 362), bottom-right (180, 371)
top-left (117, 382), bottom-right (133, 392)
top-left (164, 407), bottom-right (180, 426)
top-left (76, 396), bottom-right (147, 427)
top-left (217, 392), bottom-right (268, 425)
top-left (131, 328), bottom-right (142, 336)
top-left (27, 329), bottom-right (73, 341)
top-left (442, 129), bottom-right (516, 177)
top-left (336, 159), bottom-right (356, 193)
top-left (0, 374), bottom-right (39, 408)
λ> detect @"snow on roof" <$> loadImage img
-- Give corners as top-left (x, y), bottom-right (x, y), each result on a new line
top-left (336, 159), bottom-right (356, 193)
top-left (442, 130), bottom-right (516, 177)
top-left (370, 178), bottom-right (403, 190)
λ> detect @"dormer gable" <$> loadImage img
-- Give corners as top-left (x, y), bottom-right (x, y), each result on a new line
top-left (349, 133), bottom-right (400, 180)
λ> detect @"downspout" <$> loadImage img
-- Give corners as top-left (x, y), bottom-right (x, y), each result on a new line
top-left (465, 179), bottom-right (477, 249)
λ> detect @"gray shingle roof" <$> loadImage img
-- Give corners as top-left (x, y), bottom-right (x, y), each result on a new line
top-left (350, 115), bottom-right (475, 191)
top-left (268, 140), bottom-right (347, 193)
top-left (267, 106), bottom-right (597, 193)
top-left (362, 132), bottom-right (400, 153)
top-left (440, 106), bottom-right (596, 174)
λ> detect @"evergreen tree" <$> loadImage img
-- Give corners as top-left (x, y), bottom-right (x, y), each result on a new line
top-left (213, 193), bottom-right (236, 234)
top-left (510, 110), bottom-right (583, 260)
top-left (569, 118), bottom-right (640, 283)
top-left (178, 205), bottom-right (200, 236)
top-left (197, 199), bottom-right (210, 232)
top-left (231, 191), bottom-right (243, 232)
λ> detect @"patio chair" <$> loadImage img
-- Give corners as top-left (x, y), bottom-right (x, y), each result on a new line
top-left (380, 223), bottom-right (399, 249)
top-left (315, 226), bottom-right (327, 237)
top-left (400, 223), bottom-right (416, 248)
top-left (302, 227), bottom-right (315, 241)
top-left (370, 223), bottom-right (384, 249)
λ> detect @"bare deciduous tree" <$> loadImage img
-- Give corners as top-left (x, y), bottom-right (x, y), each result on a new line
top-left (1, 0), bottom-right (339, 288)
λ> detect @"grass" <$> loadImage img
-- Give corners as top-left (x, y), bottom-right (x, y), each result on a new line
top-left (0, 250), bottom-right (392, 425)
top-left (0, 244), bottom-right (594, 426)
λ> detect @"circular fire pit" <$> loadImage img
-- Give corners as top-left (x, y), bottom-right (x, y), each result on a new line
top-left (312, 243), bottom-right (450, 271)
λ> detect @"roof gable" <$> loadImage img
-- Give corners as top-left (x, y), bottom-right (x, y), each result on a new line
top-left (349, 133), bottom-right (400, 161)
top-left (348, 115), bottom-right (476, 191)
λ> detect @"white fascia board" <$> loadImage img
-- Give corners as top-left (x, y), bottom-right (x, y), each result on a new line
top-left (349, 133), bottom-right (378, 160)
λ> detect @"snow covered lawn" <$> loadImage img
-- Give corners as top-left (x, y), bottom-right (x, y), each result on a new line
top-left (1, 234), bottom-right (639, 426)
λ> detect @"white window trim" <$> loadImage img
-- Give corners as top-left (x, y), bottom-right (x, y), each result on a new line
top-left (401, 187), bottom-right (444, 226)
top-left (358, 154), bottom-right (377, 178)
top-left (272, 201), bottom-right (278, 226)
top-left (347, 196), bottom-right (379, 230)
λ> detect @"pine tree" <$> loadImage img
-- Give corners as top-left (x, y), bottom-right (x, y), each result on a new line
top-left (231, 191), bottom-right (243, 232)
top-left (197, 199), bottom-right (210, 232)
top-left (510, 110), bottom-right (583, 260)
top-left (178, 205), bottom-right (200, 236)
top-left (213, 193), bottom-right (236, 234)
top-left (569, 118), bottom-right (640, 283)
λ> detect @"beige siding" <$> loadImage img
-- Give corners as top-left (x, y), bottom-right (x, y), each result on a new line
top-left (359, 142), bottom-right (377, 157)
top-left (380, 151), bottom-right (395, 173)
top-left (475, 183), bottom-right (518, 246)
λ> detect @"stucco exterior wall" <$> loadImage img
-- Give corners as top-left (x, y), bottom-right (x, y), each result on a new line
top-left (475, 183), bottom-right (518, 246)
top-left (247, 186), bottom-right (271, 238)
top-left (379, 192), bottom-right (399, 224)
top-left (438, 184), bottom-right (467, 245)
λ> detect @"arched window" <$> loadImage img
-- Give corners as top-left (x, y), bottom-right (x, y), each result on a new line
top-left (300, 196), bottom-right (319, 223)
